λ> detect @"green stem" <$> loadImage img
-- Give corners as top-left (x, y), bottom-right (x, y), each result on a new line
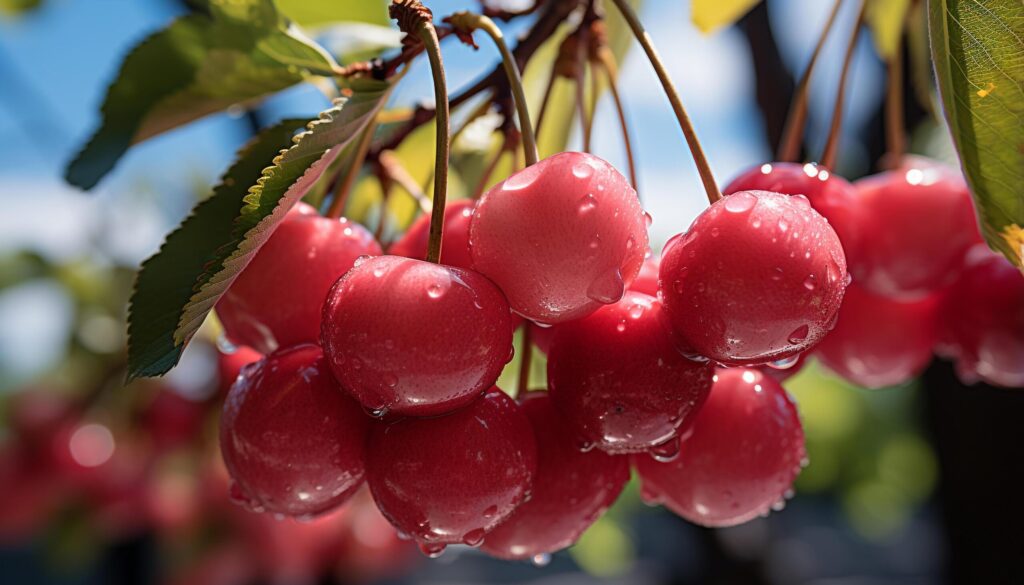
top-left (777, 0), bottom-right (843, 163)
top-left (608, 0), bottom-right (721, 204)
top-left (820, 0), bottom-right (866, 170)
top-left (449, 13), bottom-right (539, 166)
top-left (415, 20), bottom-right (450, 264)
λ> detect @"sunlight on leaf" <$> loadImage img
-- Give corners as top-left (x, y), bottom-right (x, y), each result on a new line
top-left (691, 0), bottom-right (761, 34)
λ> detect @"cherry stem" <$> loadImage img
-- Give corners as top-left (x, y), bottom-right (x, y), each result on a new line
top-left (448, 12), bottom-right (539, 167)
top-left (517, 324), bottom-right (533, 396)
top-left (820, 0), bottom-right (866, 170)
top-left (884, 38), bottom-right (905, 168)
top-left (596, 47), bottom-right (639, 194)
top-left (533, 66), bottom-right (557, 146)
top-left (391, 1), bottom-right (450, 264)
top-left (326, 119), bottom-right (378, 219)
top-left (374, 180), bottom-right (392, 241)
top-left (776, 0), bottom-right (843, 163)
top-left (378, 150), bottom-right (432, 213)
top-left (608, 0), bottom-right (720, 204)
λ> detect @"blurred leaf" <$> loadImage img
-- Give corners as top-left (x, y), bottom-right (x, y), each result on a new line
top-left (318, 22), bottom-right (404, 64)
top-left (691, 0), bottom-right (762, 34)
top-left (273, 0), bottom-right (389, 27)
top-left (0, 0), bottom-right (41, 16)
top-left (928, 0), bottom-right (1024, 268)
top-left (128, 79), bottom-right (391, 380)
top-left (65, 0), bottom-right (338, 190)
top-left (570, 515), bottom-right (635, 576)
top-left (866, 0), bottom-right (912, 59)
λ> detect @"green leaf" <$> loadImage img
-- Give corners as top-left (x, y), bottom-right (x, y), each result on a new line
top-left (65, 0), bottom-right (337, 190)
top-left (691, 0), bottom-right (762, 34)
top-left (127, 78), bottom-right (391, 379)
top-left (928, 0), bottom-right (1024, 268)
top-left (273, 0), bottom-right (389, 27)
top-left (866, 0), bottom-right (912, 60)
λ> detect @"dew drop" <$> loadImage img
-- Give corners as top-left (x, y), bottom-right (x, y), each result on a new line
top-left (778, 219), bottom-right (789, 232)
top-left (418, 542), bottom-right (447, 558)
top-left (771, 267), bottom-right (784, 281)
top-left (578, 193), bottom-right (597, 214)
top-left (532, 553), bottom-right (552, 567)
top-left (373, 266), bottom-right (386, 278)
top-left (644, 211), bottom-right (653, 227)
top-left (751, 217), bottom-right (762, 229)
top-left (768, 354), bottom-right (800, 369)
top-left (427, 283), bottom-right (445, 299)
top-left (572, 161), bottom-right (594, 179)
top-left (792, 194), bottom-right (811, 207)
top-left (586, 268), bottom-right (625, 305)
top-left (710, 227), bottom-right (720, 238)
top-left (760, 163), bottom-right (773, 174)
top-left (364, 405), bottom-right (389, 418)
top-left (628, 303), bottom-right (645, 319)
top-left (616, 319), bottom-right (627, 333)
top-left (482, 505), bottom-right (498, 519)
top-left (462, 528), bottom-right (486, 547)
top-left (650, 436), bottom-right (681, 462)
top-left (577, 439), bottom-right (596, 453)
top-left (803, 274), bottom-right (817, 291)
top-left (788, 325), bottom-right (809, 344)
top-left (353, 254), bottom-right (371, 268)
top-left (383, 373), bottom-right (399, 388)
top-left (216, 334), bottom-right (238, 354)
top-left (771, 499), bottom-right (786, 512)
top-left (626, 235), bottom-right (636, 250)
top-left (724, 191), bottom-right (756, 213)
top-left (589, 234), bottom-right (601, 250)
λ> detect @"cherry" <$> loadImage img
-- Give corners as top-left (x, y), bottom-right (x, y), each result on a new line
top-left (216, 345), bottom-right (263, 396)
top-left (388, 199), bottom-right (476, 270)
top-left (547, 291), bottom-right (713, 453)
top-left (142, 387), bottom-right (206, 452)
top-left (815, 283), bottom-right (939, 389)
top-left (630, 255), bottom-right (660, 296)
top-left (217, 206), bottom-right (382, 354)
top-left (634, 368), bottom-right (806, 527)
top-left (321, 255), bottom-right (516, 417)
top-left (848, 157), bottom-right (981, 298)
top-left (659, 190), bottom-right (848, 366)
top-left (937, 245), bottom-right (1024, 388)
top-left (469, 152), bottom-right (649, 324)
top-left (366, 388), bottom-right (536, 554)
top-left (481, 391), bottom-right (629, 559)
top-left (724, 161), bottom-right (860, 252)
top-left (220, 344), bottom-right (370, 517)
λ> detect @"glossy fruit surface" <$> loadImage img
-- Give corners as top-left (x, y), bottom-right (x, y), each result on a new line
top-left (321, 255), bottom-right (515, 417)
top-left (938, 245), bottom-right (1024, 387)
top-left (217, 208), bottom-right (382, 353)
top-left (634, 368), bottom-right (805, 527)
top-left (724, 161), bottom-right (859, 252)
top-left (366, 388), bottom-right (536, 551)
top-left (220, 345), bottom-right (370, 517)
top-left (815, 283), bottom-right (939, 388)
top-left (481, 391), bottom-right (629, 559)
top-left (548, 291), bottom-right (713, 453)
top-left (849, 158), bottom-right (980, 298)
top-left (388, 199), bottom-right (475, 270)
top-left (659, 190), bottom-right (848, 365)
top-left (630, 255), bottom-right (660, 296)
top-left (469, 152), bottom-right (649, 324)
top-left (217, 346), bottom-right (263, 396)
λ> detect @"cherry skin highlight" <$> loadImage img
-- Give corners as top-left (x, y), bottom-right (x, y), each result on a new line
top-left (366, 388), bottom-right (537, 553)
top-left (469, 152), bottom-right (649, 324)
top-left (848, 158), bottom-right (981, 299)
top-left (548, 291), bottom-right (714, 454)
top-left (481, 391), bottom-right (630, 559)
top-left (634, 368), bottom-right (806, 527)
top-left (659, 190), bottom-right (848, 366)
top-left (220, 344), bottom-right (370, 518)
top-left (321, 255), bottom-right (516, 417)
top-left (815, 283), bottom-right (939, 389)
top-left (724, 161), bottom-right (860, 253)
top-left (217, 206), bottom-right (382, 354)
top-left (388, 199), bottom-right (476, 270)
top-left (938, 245), bottom-right (1024, 388)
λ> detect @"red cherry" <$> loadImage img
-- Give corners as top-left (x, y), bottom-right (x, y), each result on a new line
top-left (217, 209), bottom-right (382, 353)
top-left (634, 368), bottom-right (805, 527)
top-left (481, 391), bottom-right (629, 559)
top-left (220, 344), bottom-right (370, 517)
top-left (469, 152), bottom-right (649, 324)
top-left (938, 245), bottom-right (1024, 388)
top-left (630, 255), bottom-right (660, 296)
top-left (848, 158), bottom-right (981, 298)
top-left (659, 190), bottom-right (848, 365)
top-left (388, 199), bottom-right (476, 270)
top-left (815, 283), bottom-right (939, 389)
top-left (366, 388), bottom-right (536, 553)
top-left (724, 161), bottom-right (860, 252)
top-left (321, 255), bottom-right (515, 417)
top-left (548, 291), bottom-right (713, 453)
top-left (216, 346), bottom-right (263, 396)
top-left (142, 387), bottom-right (206, 451)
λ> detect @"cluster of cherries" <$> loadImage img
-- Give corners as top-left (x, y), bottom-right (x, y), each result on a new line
top-left (215, 147), bottom-right (1021, 562)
